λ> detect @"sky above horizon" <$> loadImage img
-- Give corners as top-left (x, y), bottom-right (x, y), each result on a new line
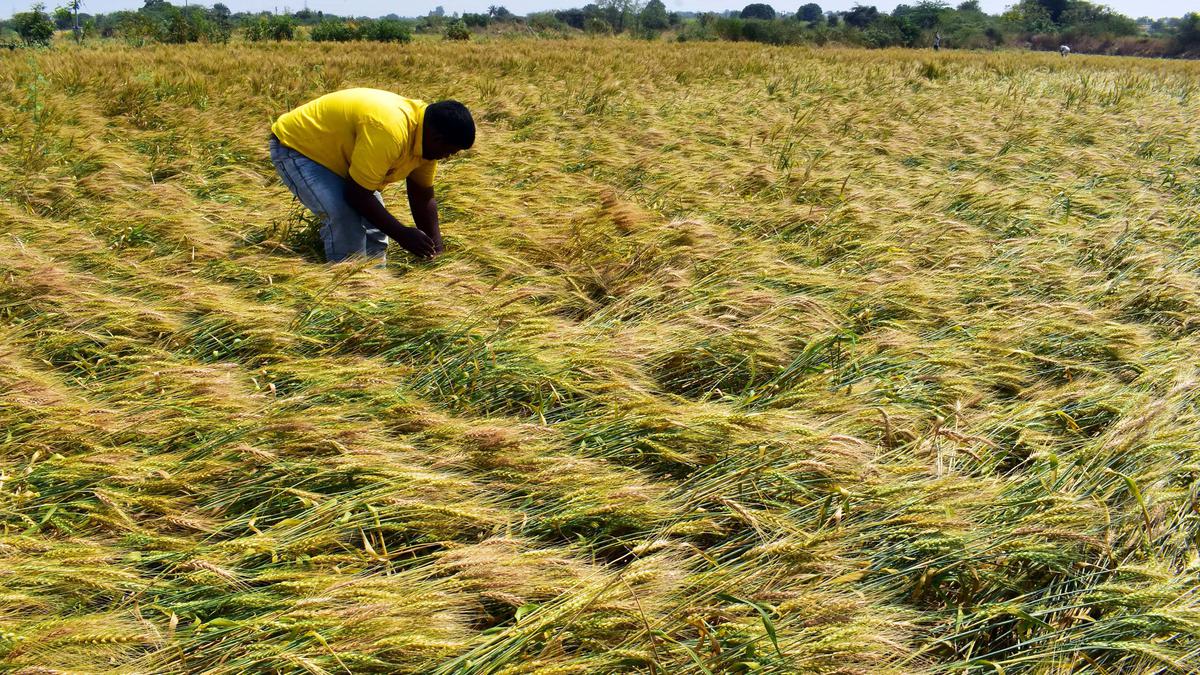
top-left (3, 0), bottom-right (1194, 22)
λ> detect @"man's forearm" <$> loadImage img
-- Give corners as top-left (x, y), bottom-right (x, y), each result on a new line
top-left (407, 182), bottom-right (442, 250)
top-left (344, 188), bottom-right (409, 242)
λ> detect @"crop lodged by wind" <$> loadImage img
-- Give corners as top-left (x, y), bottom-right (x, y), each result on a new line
top-left (1, 38), bottom-right (1199, 674)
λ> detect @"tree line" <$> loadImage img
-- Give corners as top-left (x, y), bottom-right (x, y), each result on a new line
top-left (679, 1), bottom-right (1198, 56)
top-left (3, 0), bottom-right (1198, 58)
top-left (2, 0), bottom-right (418, 45)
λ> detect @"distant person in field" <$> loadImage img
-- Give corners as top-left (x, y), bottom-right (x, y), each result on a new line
top-left (933, 32), bottom-right (941, 51)
top-left (269, 89), bottom-right (475, 263)
top-left (1060, 44), bottom-right (1071, 56)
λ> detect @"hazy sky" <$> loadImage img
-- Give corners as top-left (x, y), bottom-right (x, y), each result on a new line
top-left (3, 0), bottom-right (1194, 21)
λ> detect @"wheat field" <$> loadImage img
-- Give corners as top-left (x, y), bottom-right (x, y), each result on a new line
top-left (1, 38), bottom-right (1199, 674)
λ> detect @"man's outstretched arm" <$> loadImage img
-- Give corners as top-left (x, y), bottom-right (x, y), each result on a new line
top-left (406, 178), bottom-right (443, 255)
top-left (344, 178), bottom-right (435, 258)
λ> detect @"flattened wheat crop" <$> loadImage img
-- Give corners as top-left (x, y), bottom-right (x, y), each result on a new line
top-left (2, 39), bottom-right (1200, 674)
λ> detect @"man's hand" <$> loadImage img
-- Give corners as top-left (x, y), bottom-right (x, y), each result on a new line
top-left (393, 226), bottom-right (437, 259)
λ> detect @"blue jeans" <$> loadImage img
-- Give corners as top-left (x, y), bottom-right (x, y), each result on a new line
top-left (269, 135), bottom-right (388, 263)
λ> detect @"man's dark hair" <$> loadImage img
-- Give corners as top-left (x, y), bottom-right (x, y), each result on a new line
top-left (426, 100), bottom-right (475, 150)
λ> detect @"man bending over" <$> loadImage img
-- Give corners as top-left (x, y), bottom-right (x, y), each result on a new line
top-left (269, 88), bottom-right (475, 262)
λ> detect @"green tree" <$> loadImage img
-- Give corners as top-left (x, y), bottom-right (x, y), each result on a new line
top-left (115, 9), bottom-right (157, 43)
top-left (310, 19), bottom-right (357, 41)
top-left (208, 3), bottom-right (231, 41)
top-left (596, 0), bottom-right (635, 32)
top-left (894, 0), bottom-right (949, 29)
top-left (12, 3), bottom-right (55, 45)
top-left (163, 6), bottom-right (197, 42)
top-left (1002, 0), bottom-right (1055, 33)
top-left (554, 8), bottom-right (584, 28)
top-left (740, 3), bottom-right (776, 20)
top-left (1172, 12), bottom-right (1199, 53)
top-left (797, 3), bottom-right (823, 24)
top-left (640, 0), bottom-right (668, 30)
top-left (444, 19), bottom-right (470, 40)
top-left (585, 16), bottom-right (612, 33)
top-left (416, 10), bottom-right (446, 32)
top-left (157, 5), bottom-right (226, 43)
top-left (51, 5), bottom-right (71, 28)
top-left (139, 0), bottom-right (171, 22)
top-left (244, 14), bottom-right (294, 41)
top-left (843, 4), bottom-right (879, 28)
top-left (863, 13), bottom-right (919, 45)
top-left (528, 11), bottom-right (566, 31)
top-left (462, 12), bottom-right (489, 27)
top-left (267, 14), bottom-right (295, 40)
top-left (364, 18), bottom-right (412, 42)
top-left (1059, 2), bottom-right (1137, 37)
top-left (1036, 0), bottom-right (1067, 24)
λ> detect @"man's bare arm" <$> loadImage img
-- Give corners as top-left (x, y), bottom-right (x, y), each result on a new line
top-left (344, 178), bottom-right (435, 258)
top-left (406, 179), bottom-right (443, 254)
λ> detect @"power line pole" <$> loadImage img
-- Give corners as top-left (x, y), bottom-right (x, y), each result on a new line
top-left (71, 0), bottom-right (81, 43)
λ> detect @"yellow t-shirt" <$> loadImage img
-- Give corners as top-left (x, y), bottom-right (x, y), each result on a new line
top-left (271, 88), bottom-right (437, 191)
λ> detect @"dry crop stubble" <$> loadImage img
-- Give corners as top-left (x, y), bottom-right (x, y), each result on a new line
top-left (1, 38), bottom-right (1199, 673)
